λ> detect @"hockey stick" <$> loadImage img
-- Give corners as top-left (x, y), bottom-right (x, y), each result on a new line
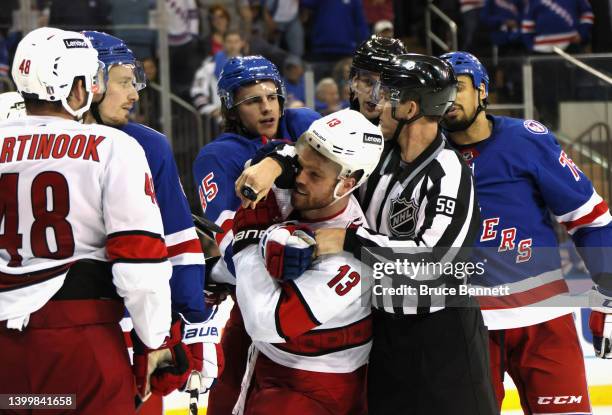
top-left (192, 213), bottom-right (224, 236)
top-left (185, 371), bottom-right (201, 415)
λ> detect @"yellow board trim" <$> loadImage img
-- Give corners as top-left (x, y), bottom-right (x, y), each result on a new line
top-left (165, 386), bottom-right (612, 415)
top-left (500, 385), bottom-right (612, 411)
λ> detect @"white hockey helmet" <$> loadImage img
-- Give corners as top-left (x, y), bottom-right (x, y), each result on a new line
top-left (0, 92), bottom-right (26, 120)
top-left (11, 27), bottom-right (104, 119)
top-left (302, 108), bottom-right (384, 199)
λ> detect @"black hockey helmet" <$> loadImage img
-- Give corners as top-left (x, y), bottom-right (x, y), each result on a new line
top-left (349, 36), bottom-right (407, 120)
top-left (380, 54), bottom-right (457, 140)
top-left (381, 53), bottom-right (457, 118)
top-left (351, 35), bottom-right (407, 77)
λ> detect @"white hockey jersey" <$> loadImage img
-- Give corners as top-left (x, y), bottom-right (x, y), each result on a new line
top-left (234, 194), bottom-right (372, 373)
top-left (0, 115), bottom-right (172, 348)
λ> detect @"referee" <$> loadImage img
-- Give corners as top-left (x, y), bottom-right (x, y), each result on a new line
top-left (234, 54), bottom-right (497, 415)
top-left (314, 54), bottom-right (497, 415)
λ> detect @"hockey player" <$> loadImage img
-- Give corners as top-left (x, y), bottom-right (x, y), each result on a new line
top-left (0, 28), bottom-right (174, 413)
top-left (232, 109), bottom-right (383, 415)
top-left (440, 51), bottom-right (612, 414)
top-left (83, 30), bottom-right (221, 404)
top-left (349, 35), bottom-right (406, 126)
top-left (192, 55), bottom-right (319, 414)
top-left (235, 53), bottom-right (498, 415)
top-left (0, 91), bottom-right (26, 120)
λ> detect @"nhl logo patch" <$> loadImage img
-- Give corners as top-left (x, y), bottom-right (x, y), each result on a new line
top-left (460, 148), bottom-right (479, 164)
top-left (389, 197), bottom-right (418, 237)
top-left (523, 120), bottom-right (548, 135)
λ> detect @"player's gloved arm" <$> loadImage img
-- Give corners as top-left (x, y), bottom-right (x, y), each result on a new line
top-left (260, 222), bottom-right (316, 282)
top-left (589, 286), bottom-right (612, 358)
top-left (235, 144), bottom-right (299, 208)
top-left (180, 316), bottom-right (225, 394)
top-left (131, 314), bottom-right (194, 400)
top-left (232, 190), bottom-right (284, 254)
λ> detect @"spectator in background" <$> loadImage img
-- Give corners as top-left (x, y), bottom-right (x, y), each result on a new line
top-left (315, 77), bottom-right (347, 115)
top-left (166, 0), bottom-right (200, 99)
top-left (333, 57), bottom-right (354, 103)
top-left (264, 0), bottom-right (304, 57)
top-left (522, 0), bottom-right (594, 129)
top-left (109, 0), bottom-right (156, 60)
top-left (201, 4), bottom-right (231, 57)
top-left (241, 0), bottom-right (289, 69)
top-left (363, 0), bottom-right (394, 31)
top-left (481, 0), bottom-right (525, 100)
top-left (373, 19), bottom-right (394, 38)
top-left (282, 54), bottom-right (306, 107)
top-left (301, 0), bottom-right (369, 80)
top-left (191, 30), bottom-right (245, 121)
top-left (459, 0), bottom-right (486, 53)
top-left (521, 0), bottom-right (594, 53)
top-left (47, 0), bottom-right (111, 30)
top-left (481, 0), bottom-right (524, 51)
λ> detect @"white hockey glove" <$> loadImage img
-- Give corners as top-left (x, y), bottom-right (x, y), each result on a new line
top-left (589, 287), bottom-right (612, 358)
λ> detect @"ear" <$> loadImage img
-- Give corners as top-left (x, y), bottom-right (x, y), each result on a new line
top-left (68, 78), bottom-right (87, 109)
top-left (337, 175), bottom-right (357, 198)
top-left (479, 83), bottom-right (487, 101)
top-left (403, 100), bottom-right (419, 120)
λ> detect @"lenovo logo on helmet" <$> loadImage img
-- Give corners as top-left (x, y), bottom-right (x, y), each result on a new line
top-left (63, 38), bottom-right (88, 49)
top-left (363, 133), bottom-right (382, 145)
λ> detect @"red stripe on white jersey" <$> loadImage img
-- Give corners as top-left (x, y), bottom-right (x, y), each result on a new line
top-left (276, 282), bottom-right (320, 339)
top-left (477, 279), bottom-right (569, 310)
top-left (0, 262), bottom-right (73, 291)
top-left (215, 218), bottom-right (234, 246)
top-left (106, 232), bottom-right (167, 261)
top-left (274, 316), bottom-right (372, 356)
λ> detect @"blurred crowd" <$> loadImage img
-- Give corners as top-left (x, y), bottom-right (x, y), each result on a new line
top-left (0, 0), bottom-right (611, 121)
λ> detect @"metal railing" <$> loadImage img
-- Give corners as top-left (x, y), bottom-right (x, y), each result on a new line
top-left (425, 0), bottom-right (458, 55)
top-left (148, 82), bottom-right (209, 211)
top-left (558, 123), bottom-right (612, 202)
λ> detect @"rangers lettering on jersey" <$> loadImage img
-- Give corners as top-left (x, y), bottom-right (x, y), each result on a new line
top-left (0, 133), bottom-right (104, 163)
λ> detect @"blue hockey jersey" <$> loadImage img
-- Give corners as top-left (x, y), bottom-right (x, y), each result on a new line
top-left (192, 107), bottom-right (320, 280)
top-left (452, 115), bottom-right (612, 329)
top-left (521, 0), bottom-right (593, 52)
top-left (480, 0), bottom-right (524, 46)
top-left (121, 122), bottom-right (208, 323)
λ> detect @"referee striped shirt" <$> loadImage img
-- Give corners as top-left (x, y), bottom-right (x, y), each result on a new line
top-left (344, 131), bottom-right (480, 314)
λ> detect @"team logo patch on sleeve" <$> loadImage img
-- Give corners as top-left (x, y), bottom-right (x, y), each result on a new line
top-left (523, 120), bottom-right (548, 135)
top-left (388, 197), bottom-right (418, 237)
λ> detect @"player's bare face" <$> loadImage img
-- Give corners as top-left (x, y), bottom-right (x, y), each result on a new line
top-left (235, 81), bottom-right (281, 138)
top-left (442, 75), bottom-right (479, 131)
top-left (98, 65), bottom-right (139, 126)
top-left (291, 145), bottom-right (339, 213)
top-left (351, 70), bottom-right (382, 120)
top-left (379, 98), bottom-right (398, 140)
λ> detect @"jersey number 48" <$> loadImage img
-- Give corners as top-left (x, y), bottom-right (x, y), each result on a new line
top-left (0, 172), bottom-right (75, 266)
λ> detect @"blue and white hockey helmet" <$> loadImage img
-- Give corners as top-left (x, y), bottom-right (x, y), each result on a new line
top-left (217, 55), bottom-right (286, 110)
top-left (440, 51), bottom-right (489, 97)
top-left (83, 31), bottom-right (146, 91)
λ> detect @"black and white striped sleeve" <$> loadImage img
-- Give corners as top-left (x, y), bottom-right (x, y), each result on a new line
top-left (344, 150), bottom-right (479, 262)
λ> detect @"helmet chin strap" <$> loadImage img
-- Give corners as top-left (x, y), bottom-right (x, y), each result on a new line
top-left (390, 104), bottom-right (423, 141)
top-left (442, 91), bottom-right (486, 133)
top-left (90, 91), bottom-right (107, 125)
top-left (61, 91), bottom-right (94, 122)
